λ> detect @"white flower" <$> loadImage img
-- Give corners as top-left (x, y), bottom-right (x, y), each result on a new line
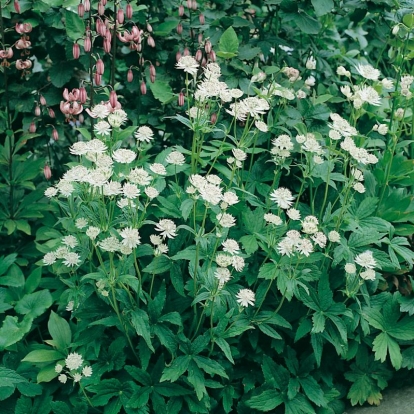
top-left (354, 86), bottom-right (381, 106)
top-left (270, 187), bottom-right (295, 209)
top-left (360, 269), bottom-right (376, 281)
top-left (99, 236), bottom-right (121, 252)
top-left (353, 182), bottom-right (366, 193)
top-left (340, 85), bottom-right (353, 99)
top-left (86, 139), bottom-right (108, 154)
top-left (264, 213), bottom-right (282, 225)
top-left (150, 163), bottom-right (167, 175)
top-left (337, 66), bottom-right (350, 77)
top-left (56, 181), bottom-right (75, 197)
top-left (86, 226), bottom-right (100, 240)
top-left (73, 373), bottom-right (82, 382)
top-left (75, 218), bottom-right (88, 229)
top-left (381, 78), bottom-right (394, 89)
top-left (176, 55), bottom-right (199, 76)
top-left (355, 250), bottom-right (376, 269)
top-left (62, 235), bottom-right (78, 249)
top-left (94, 120), bottom-right (112, 136)
top-left (255, 120), bottom-right (268, 132)
top-left (199, 183), bottom-right (222, 205)
top-left (232, 148), bottom-right (247, 162)
top-left (222, 191), bottom-right (239, 206)
top-left (117, 198), bottom-right (135, 209)
top-left (63, 252), bottom-right (81, 267)
top-left (305, 75), bottom-right (316, 87)
top-left (232, 256), bottom-right (245, 272)
top-left (328, 230), bottom-right (340, 243)
top-left (43, 252), bottom-right (57, 266)
top-left (58, 374), bottom-right (68, 384)
top-left (313, 155), bottom-right (324, 164)
top-left (166, 151), bottom-right (185, 165)
top-left (66, 301), bottom-right (74, 312)
top-left (65, 352), bottom-right (83, 370)
top-left (215, 267), bottom-right (231, 285)
top-left (296, 238), bottom-right (314, 256)
top-left (88, 104), bottom-right (110, 119)
top-left (216, 253), bottom-right (233, 267)
top-left (345, 263), bottom-right (356, 274)
top-left (121, 245), bottom-right (133, 255)
top-left (229, 88), bottom-right (244, 99)
top-left (287, 208), bottom-right (301, 221)
top-left (312, 232), bottom-right (327, 248)
top-left (145, 186), bottom-right (159, 199)
top-left (87, 169), bottom-right (109, 187)
top-left (70, 141), bottom-right (89, 156)
top-left (236, 289), bottom-right (255, 307)
top-left (108, 109), bottom-right (128, 127)
top-left (55, 246), bottom-right (70, 259)
top-left (222, 239), bottom-right (240, 255)
top-left (135, 126), bottom-right (154, 143)
top-left (302, 216), bottom-right (318, 233)
top-left (82, 366), bottom-right (93, 377)
top-left (306, 55), bottom-right (316, 70)
top-left (216, 213), bottom-right (236, 228)
top-left (45, 187), bottom-right (59, 198)
top-left (377, 124), bottom-right (388, 135)
top-left (206, 175), bottom-right (222, 185)
top-left (119, 227), bottom-right (141, 249)
top-left (129, 168), bottom-right (151, 186)
top-left (112, 149), bottom-right (136, 164)
top-left (123, 183), bottom-right (140, 199)
top-left (355, 63), bottom-right (380, 81)
top-left (150, 235), bottom-right (163, 245)
top-left (55, 363), bottom-right (63, 373)
top-left (103, 181), bottom-right (122, 196)
top-left (155, 219), bottom-right (177, 239)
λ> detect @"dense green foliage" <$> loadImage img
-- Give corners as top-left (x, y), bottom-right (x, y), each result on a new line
top-left (2, 0), bottom-right (414, 413)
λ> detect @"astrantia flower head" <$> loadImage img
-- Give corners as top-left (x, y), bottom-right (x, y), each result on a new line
top-left (215, 267), bottom-right (231, 286)
top-left (99, 236), bottom-right (121, 252)
top-left (65, 352), bottom-right (83, 370)
top-left (236, 289), bottom-right (255, 307)
top-left (270, 187), bottom-right (295, 209)
top-left (108, 109), bottom-right (128, 127)
top-left (75, 218), bottom-right (88, 229)
top-left (354, 86), bottom-right (381, 107)
top-left (63, 252), bottom-right (81, 267)
top-left (45, 187), bottom-right (59, 198)
top-left (255, 120), bottom-right (268, 132)
top-left (112, 149), bottom-right (136, 164)
top-left (135, 126), bottom-right (154, 143)
top-left (232, 256), bottom-right (245, 272)
top-left (73, 373), bottom-right (82, 382)
top-left (355, 250), bottom-right (376, 269)
top-left (222, 239), bottom-right (240, 255)
top-left (62, 235), bottom-right (78, 249)
top-left (216, 213), bottom-right (236, 228)
top-left (302, 215), bottom-right (318, 234)
top-left (87, 103), bottom-right (110, 119)
top-left (94, 120), bottom-right (112, 136)
top-left (166, 150), bottom-right (185, 165)
top-left (287, 208), bottom-right (301, 221)
top-left (86, 226), bottom-right (100, 240)
top-left (119, 227), bottom-right (141, 249)
top-left (328, 230), bottom-right (340, 243)
top-left (150, 163), bottom-right (167, 175)
top-left (216, 253), bottom-right (233, 268)
top-left (58, 374), bottom-right (68, 384)
top-left (345, 263), bottom-right (356, 274)
top-left (43, 252), bottom-right (57, 266)
top-left (176, 55), bottom-right (199, 76)
top-left (155, 219), bottom-right (177, 239)
top-left (129, 167), bottom-right (151, 186)
top-left (355, 63), bottom-right (380, 81)
top-left (82, 366), bottom-right (93, 377)
top-left (123, 183), bottom-right (140, 199)
top-left (264, 213), bottom-right (282, 225)
top-left (145, 186), bottom-right (159, 199)
top-left (86, 139), bottom-right (108, 154)
top-left (360, 269), bottom-right (376, 281)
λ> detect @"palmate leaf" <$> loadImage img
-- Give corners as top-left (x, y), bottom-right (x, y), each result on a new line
top-left (247, 389), bottom-right (283, 412)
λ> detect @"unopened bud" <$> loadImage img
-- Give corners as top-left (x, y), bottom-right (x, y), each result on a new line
top-left (117, 9), bottom-right (124, 24)
top-left (140, 80), bottom-right (147, 95)
top-left (205, 40), bottom-right (212, 54)
top-left (198, 33), bottom-right (203, 43)
top-left (73, 43), bottom-right (80, 59)
top-left (52, 128), bottom-right (59, 140)
top-left (35, 106), bottom-right (41, 116)
top-left (103, 38), bottom-right (111, 53)
top-left (199, 14), bottom-right (205, 25)
top-left (29, 122), bottom-right (36, 133)
top-left (191, 0), bottom-right (197, 10)
top-left (94, 72), bottom-right (102, 85)
top-left (183, 47), bottom-right (190, 56)
top-left (96, 58), bottom-right (104, 75)
top-left (179, 5), bottom-right (184, 16)
top-left (98, 1), bottom-right (105, 15)
top-left (147, 22), bottom-right (153, 32)
top-left (210, 113), bottom-right (217, 124)
top-left (44, 165), bottom-right (52, 180)
top-left (147, 35), bottom-right (155, 47)
top-left (392, 25), bottom-right (399, 35)
top-left (187, 0), bottom-right (191, 8)
top-left (84, 0), bottom-right (90, 11)
top-left (49, 108), bottom-right (56, 118)
top-left (209, 50), bottom-right (216, 62)
top-left (110, 90), bottom-right (118, 108)
top-left (101, 0), bottom-right (107, 5)
top-left (79, 87), bottom-right (87, 103)
top-left (201, 57), bottom-right (207, 67)
top-left (14, 0), bottom-right (20, 13)
top-left (149, 64), bottom-right (156, 78)
top-left (150, 73), bottom-right (156, 83)
top-left (195, 49), bottom-right (202, 62)
top-left (127, 69), bottom-right (133, 82)
top-left (40, 95), bottom-right (46, 106)
top-left (126, 4), bottom-right (133, 19)
top-left (84, 35), bottom-right (91, 52)
top-left (178, 92), bottom-right (185, 106)
top-left (78, 3), bottom-right (85, 17)
top-left (176, 50), bottom-right (182, 62)
top-left (176, 23), bottom-right (183, 35)
top-left (136, 43), bottom-right (142, 52)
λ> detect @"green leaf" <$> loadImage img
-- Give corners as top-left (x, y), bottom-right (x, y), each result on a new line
top-left (48, 311), bottom-right (72, 351)
top-left (258, 323), bottom-right (282, 339)
top-left (311, 0), bottom-right (334, 16)
top-left (25, 267), bottom-right (42, 294)
top-left (239, 235), bottom-right (258, 255)
top-left (142, 255), bottom-right (171, 274)
top-left (88, 379), bottom-right (122, 406)
top-left (247, 389), bottom-right (283, 412)
top-left (15, 290), bottom-right (53, 318)
top-left (154, 20), bottom-right (179, 36)
top-left (0, 367), bottom-right (28, 387)
top-left (217, 27), bottom-right (239, 59)
top-left (160, 355), bottom-right (191, 382)
top-left (37, 363), bottom-right (59, 383)
top-left (0, 315), bottom-right (33, 350)
top-left (403, 13), bottom-right (414, 28)
top-left (0, 254), bottom-right (17, 276)
top-left (65, 11), bottom-right (85, 41)
top-left (193, 356), bottom-right (228, 378)
top-left (187, 361), bottom-right (206, 401)
top-left (215, 338), bottom-right (234, 364)
top-left (148, 80), bottom-right (174, 104)
top-left (155, 383), bottom-right (192, 397)
top-left (50, 401), bottom-right (73, 414)
top-left (49, 64), bottom-right (73, 88)
top-left (22, 349), bottom-right (64, 363)
top-left (130, 309), bottom-right (154, 352)
top-left (373, 332), bottom-right (402, 369)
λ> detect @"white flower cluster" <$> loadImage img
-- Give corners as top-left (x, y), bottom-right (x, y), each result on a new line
top-left (400, 75), bottom-right (414, 98)
top-left (55, 352), bottom-right (92, 384)
top-left (345, 250), bottom-right (377, 281)
top-left (214, 239), bottom-right (245, 288)
top-left (277, 227), bottom-right (326, 257)
top-left (43, 236), bottom-right (81, 268)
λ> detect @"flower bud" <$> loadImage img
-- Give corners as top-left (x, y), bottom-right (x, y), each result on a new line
top-left (110, 90), bottom-right (118, 108)
top-left (150, 73), bottom-right (156, 83)
top-left (94, 72), bottom-right (102, 85)
top-left (14, 0), bottom-right (21, 13)
top-left (84, 0), bottom-right (90, 11)
top-left (140, 80), bottom-right (147, 95)
top-left (147, 22), bottom-right (153, 32)
top-left (176, 50), bottom-right (182, 62)
top-left (44, 165), bottom-right (52, 180)
top-left (98, 1), bottom-right (105, 15)
top-left (147, 35), bottom-right (155, 47)
top-left (186, 0), bottom-right (191, 9)
top-left (178, 92), bottom-right (185, 106)
top-left (126, 4), bottom-right (133, 19)
top-left (49, 108), bottom-right (56, 118)
top-left (191, 0), bottom-right (197, 10)
top-left (138, 56), bottom-right (145, 66)
top-left (96, 58), bottom-right (104, 75)
top-left (127, 69), bottom-right (133, 82)
top-left (179, 5), bottom-right (184, 16)
top-left (84, 35), bottom-right (91, 52)
top-left (117, 9), bottom-right (124, 24)
top-left (52, 128), bottom-right (59, 140)
top-left (78, 3), bottom-right (85, 17)
top-left (205, 40), bottom-right (212, 54)
top-left (35, 106), bottom-right (41, 116)
top-left (79, 87), bottom-right (87, 103)
top-left (198, 33), bottom-right (203, 43)
top-left (176, 23), bottom-right (183, 35)
top-left (103, 38), bottom-right (111, 53)
top-left (136, 43), bottom-right (142, 52)
top-left (29, 122), bottom-right (36, 133)
top-left (149, 64), bottom-right (156, 78)
top-left (392, 25), bottom-right (399, 35)
top-left (39, 95), bottom-right (46, 106)
top-left (201, 57), bottom-right (207, 67)
top-left (101, 0), bottom-right (107, 5)
top-left (209, 50), bottom-right (216, 62)
top-left (210, 113), bottom-right (217, 124)
top-left (195, 49), bottom-right (202, 62)
top-left (73, 43), bottom-right (80, 59)
top-left (199, 14), bottom-right (205, 25)
top-left (183, 47), bottom-right (190, 56)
